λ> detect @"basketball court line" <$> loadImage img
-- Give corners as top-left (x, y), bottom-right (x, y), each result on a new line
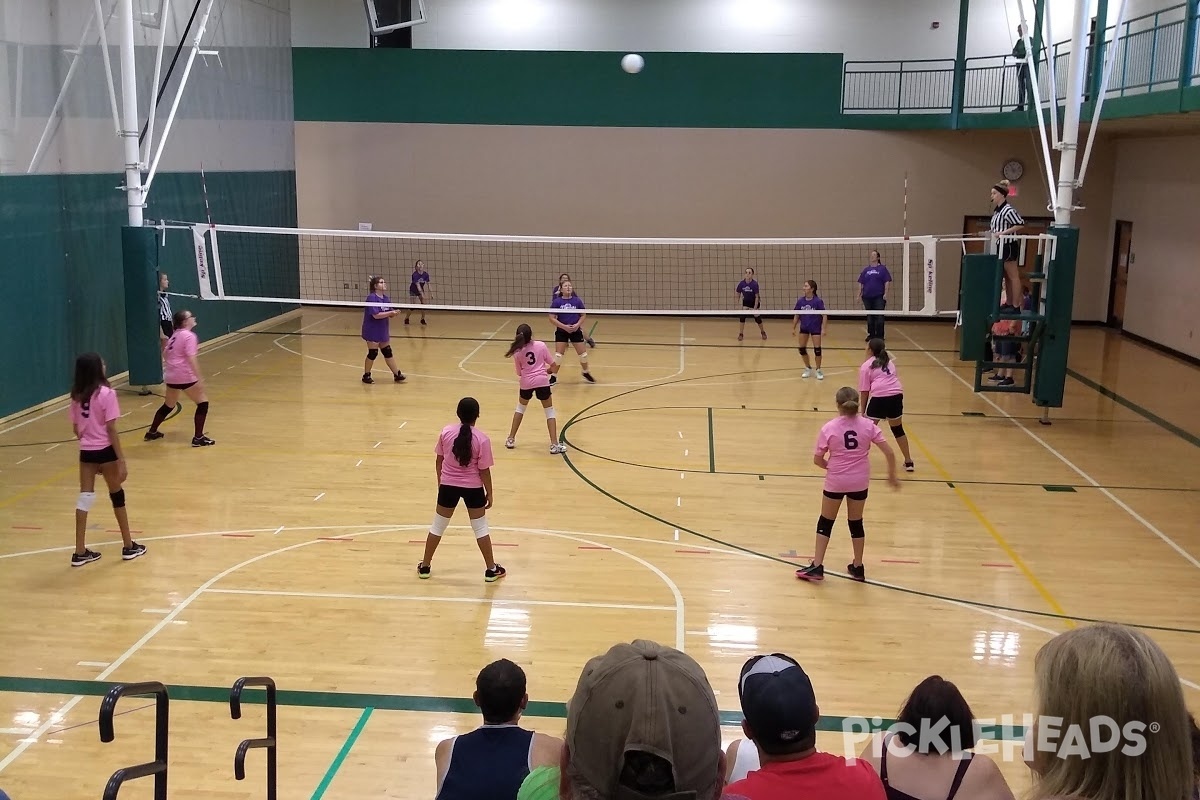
top-left (895, 328), bottom-right (1200, 571)
top-left (204, 587), bottom-right (675, 613)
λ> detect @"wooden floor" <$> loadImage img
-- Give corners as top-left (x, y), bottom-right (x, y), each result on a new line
top-left (1, 309), bottom-right (1197, 799)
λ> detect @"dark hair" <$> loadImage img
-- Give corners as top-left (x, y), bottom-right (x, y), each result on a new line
top-left (868, 338), bottom-right (891, 372)
top-left (414, 260), bottom-right (424, 270)
top-left (505, 324), bottom-right (534, 358)
top-left (745, 267), bottom-right (755, 275)
top-left (894, 676), bottom-right (977, 753)
top-left (805, 280), bottom-right (819, 296)
top-left (369, 276), bottom-right (384, 293)
top-left (452, 397), bottom-right (480, 467)
top-left (70, 352), bottom-right (108, 403)
top-left (870, 249), bottom-right (882, 263)
top-left (172, 309), bottom-right (191, 330)
top-left (475, 659), bottom-right (527, 725)
top-left (618, 751), bottom-right (676, 794)
top-left (1190, 713), bottom-right (1200, 782)
top-left (558, 273), bottom-right (570, 284)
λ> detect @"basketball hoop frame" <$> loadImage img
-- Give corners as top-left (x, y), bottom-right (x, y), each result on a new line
top-left (363, 0), bottom-right (429, 34)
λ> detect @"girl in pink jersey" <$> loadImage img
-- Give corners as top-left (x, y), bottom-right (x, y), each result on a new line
top-left (417, 397), bottom-right (505, 583)
top-left (859, 339), bottom-right (914, 472)
top-left (68, 353), bottom-right (146, 567)
top-left (796, 387), bottom-right (899, 583)
top-left (503, 324), bottom-right (566, 454)
top-left (144, 310), bottom-right (215, 447)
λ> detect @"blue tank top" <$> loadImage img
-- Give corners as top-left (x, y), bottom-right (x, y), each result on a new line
top-left (437, 724), bottom-right (535, 800)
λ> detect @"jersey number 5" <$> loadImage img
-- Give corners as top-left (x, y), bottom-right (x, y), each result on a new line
top-left (525, 351), bottom-right (537, 366)
top-left (844, 430), bottom-right (859, 450)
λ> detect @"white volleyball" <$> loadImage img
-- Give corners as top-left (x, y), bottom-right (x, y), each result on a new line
top-left (621, 53), bottom-right (644, 74)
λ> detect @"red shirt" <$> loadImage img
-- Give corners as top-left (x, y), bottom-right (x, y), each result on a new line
top-left (723, 752), bottom-right (886, 800)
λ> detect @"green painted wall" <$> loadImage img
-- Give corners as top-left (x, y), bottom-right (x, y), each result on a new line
top-left (293, 48), bottom-right (845, 127)
top-left (0, 170), bottom-right (297, 419)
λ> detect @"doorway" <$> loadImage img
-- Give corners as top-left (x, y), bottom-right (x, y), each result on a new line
top-left (1108, 220), bottom-right (1133, 329)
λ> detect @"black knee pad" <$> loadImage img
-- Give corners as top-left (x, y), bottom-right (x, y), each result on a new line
top-left (798, 346), bottom-right (808, 356)
top-left (110, 489), bottom-right (126, 509)
top-left (814, 347), bottom-right (822, 357)
top-left (366, 348), bottom-right (379, 361)
top-left (816, 515), bottom-right (835, 538)
top-left (890, 424), bottom-right (905, 439)
top-left (380, 345), bottom-right (393, 359)
top-left (196, 401), bottom-right (209, 415)
top-left (849, 519), bottom-right (865, 539)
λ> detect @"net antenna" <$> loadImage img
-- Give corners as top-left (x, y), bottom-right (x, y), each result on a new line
top-left (363, 0), bottom-right (429, 34)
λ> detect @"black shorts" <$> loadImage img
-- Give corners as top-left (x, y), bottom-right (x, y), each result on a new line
top-left (1001, 241), bottom-right (1020, 263)
top-left (519, 386), bottom-right (552, 402)
top-left (994, 338), bottom-right (1020, 357)
top-left (555, 328), bottom-right (585, 344)
top-left (80, 445), bottom-right (118, 465)
top-left (824, 488), bottom-right (869, 501)
top-left (866, 394), bottom-right (904, 421)
top-left (160, 320), bottom-right (173, 338)
top-left (166, 381), bottom-right (197, 391)
top-left (436, 484), bottom-right (487, 510)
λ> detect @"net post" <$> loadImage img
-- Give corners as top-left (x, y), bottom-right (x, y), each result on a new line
top-left (958, 251), bottom-right (1001, 363)
top-left (123, 225), bottom-right (164, 388)
top-left (209, 226), bottom-right (227, 297)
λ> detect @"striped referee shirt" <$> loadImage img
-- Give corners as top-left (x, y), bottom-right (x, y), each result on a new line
top-left (990, 201), bottom-right (1024, 255)
top-left (158, 291), bottom-right (173, 323)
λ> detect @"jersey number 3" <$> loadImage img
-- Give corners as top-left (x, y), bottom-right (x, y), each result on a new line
top-left (525, 351), bottom-right (537, 366)
top-left (844, 430), bottom-right (859, 450)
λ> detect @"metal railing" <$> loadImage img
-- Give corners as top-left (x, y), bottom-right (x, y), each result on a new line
top-left (842, 59), bottom-right (954, 113)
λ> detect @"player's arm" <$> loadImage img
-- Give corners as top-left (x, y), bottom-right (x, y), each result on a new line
top-left (882, 280), bottom-right (891, 302)
top-left (433, 738), bottom-right (452, 794)
top-left (792, 314), bottom-right (800, 334)
top-left (434, 454), bottom-right (444, 482)
top-left (813, 439), bottom-right (829, 470)
top-left (480, 467), bottom-right (493, 509)
top-left (187, 345), bottom-right (204, 382)
top-left (821, 308), bottom-right (828, 337)
top-left (549, 311), bottom-right (567, 331)
top-left (574, 311), bottom-right (586, 332)
top-left (106, 420), bottom-right (128, 479)
top-left (873, 428), bottom-right (900, 487)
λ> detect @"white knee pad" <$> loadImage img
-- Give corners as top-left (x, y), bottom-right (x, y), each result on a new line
top-left (579, 352), bottom-right (589, 364)
top-left (553, 352), bottom-right (564, 364)
top-left (514, 404), bottom-right (526, 415)
top-left (544, 407), bottom-right (556, 420)
top-left (76, 492), bottom-right (96, 512)
top-left (429, 514), bottom-right (451, 537)
top-left (471, 516), bottom-right (489, 540)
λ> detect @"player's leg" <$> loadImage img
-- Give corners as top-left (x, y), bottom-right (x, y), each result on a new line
top-left (183, 384), bottom-right (214, 446)
top-left (846, 494), bottom-right (868, 580)
top-left (797, 333), bottom-right (812, 375)
top-left (73, 462), bottom-right (101, 565)
top-left (572, 337), bottom-right (594, 382)
top-left (145, 386), bottom-right (181, 440)
top-left (887, 403), bottom-right (914, 470)
top-left (507, 391), bottom-right (532, 448)
top-left (379, 340), bottom-right (405, 382)
top-left (467, 497), bottom-right (504, 582)
top-left (797, 492), bottom-right (842, 581)
top-left (1004, 261), bottom-right (1021, 311)
top-left (738, 315), bottom-right (746, 340)
top-left (539, 388), bottom-right (563, 452)
top-left (99, 460), bottom-right (143, 558)
top-left (363, 340), bottom-right (380, 382)
top-left (812, 334), bottom-right (824, 376)
top-left (755, 315), bottom-right (766, 340)
top-left (419, 293), bottom-right (427, 324)
top-left (419, 490), bottom-right (458, 576)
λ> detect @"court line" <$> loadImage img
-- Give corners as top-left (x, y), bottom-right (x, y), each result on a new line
top-left (311, 706), bottom-right (374, 800)
top-left (205, 587), bottom-right (675, 613)
top-left (707, 407), bottom-right (716, 473)
top-left (895, 328), bottom-right (1200, 571)
top-left (457, 318), bottom-right (512, 372)
top-left (1066, 368), bottom-right (1200, 449)
top-left (907, 431), bottom-right (1074, 627)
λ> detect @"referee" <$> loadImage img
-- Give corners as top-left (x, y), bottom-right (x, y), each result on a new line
top-left (157, 272), bottom-right (173, 357)
top-left (989, 180), bottom-right (1024, 308)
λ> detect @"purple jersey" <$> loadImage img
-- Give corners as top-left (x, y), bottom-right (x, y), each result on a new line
top-left (858, 265), bottom-right (892, 300)
top-left (551, 294), bottom-right (585, 326)
top-left (361, 292), bottom-right (392, 342)
top-left (794, 296), bottom-right (826, 335)
top-left (736, 279), bottom-right (760, 307)
top-left (409, 270), bottom-right (429, 296)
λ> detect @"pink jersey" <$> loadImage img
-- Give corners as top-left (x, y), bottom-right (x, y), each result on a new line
top-left (858, 356), bottom-right (903, 398)
top-left (163, 328), bottom-right (200, 385)
top-left (512, 340), bottom-right (553, 390)
top-left (70, 385), bottom-right (120, 451)
top-left (435, 423), bottom-right (495, 488)
top-left (815, 414), bottom-right (887, 493)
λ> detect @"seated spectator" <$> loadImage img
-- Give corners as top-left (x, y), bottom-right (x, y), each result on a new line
top-left (538, 638), bottom-right (725, 800)
top-left (1191, 713), bottom-right (1200, 799)
top-left (436, 658), bottom-right (563, 800)
top-left (724, 737), bottom-right (761, 784)
top-left (723, 653), bottom-right (884, 800)
top-left (858, 675), bottom-right (1014, 800)
top-left (1025, 624), bottom-right (1193, 800)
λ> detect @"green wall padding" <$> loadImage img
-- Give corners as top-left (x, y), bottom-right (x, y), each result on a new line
top-left (0, 170), bottom-right (297, 420)
top-left (292, 48), bottom-right (845, 128)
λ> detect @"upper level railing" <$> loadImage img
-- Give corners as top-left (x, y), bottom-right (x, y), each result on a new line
top-left (844, 2), bottom-right (1196, 114)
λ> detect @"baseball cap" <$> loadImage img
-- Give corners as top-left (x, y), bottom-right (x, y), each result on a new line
top-left (738, 653), bottom-right (818, 754)
top-left (566, 640), bottom-right (722, 800)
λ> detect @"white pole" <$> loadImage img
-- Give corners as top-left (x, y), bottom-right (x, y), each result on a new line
top-left (143, 0), bottom-right (170, 162)
top-left (1015, 0), bottom-right (1059, 210)
top-left (92, 0), bottom-right (123, 136)
top-left (26, 5), bottom-right (103, 173)
top-left (1056, 0), bottom-right (1094, 225)
top-left (1077, 0), bottom-right (1129, 186)
top-left (117, 0), bottom-right (143, 226)
top-left (1043, 0), bottom-right (1061, 146)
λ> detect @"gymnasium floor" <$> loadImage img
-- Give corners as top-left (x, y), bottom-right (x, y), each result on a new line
top-left (0, 309), bottom-right (1197, 799)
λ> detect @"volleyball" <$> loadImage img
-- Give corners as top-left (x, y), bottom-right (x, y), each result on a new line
top-left (621, 53), bottom-right (644, 74)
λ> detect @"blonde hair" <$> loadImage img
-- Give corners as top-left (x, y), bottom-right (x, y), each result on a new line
top-left (1029, 624), bottom-right (1193, 800)
top-left (835, 387), bottom-right (860, 416)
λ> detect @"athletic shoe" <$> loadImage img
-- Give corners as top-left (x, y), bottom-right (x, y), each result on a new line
top-left (420, 319), bottom-right (427, 326)
top-left (417, 562), bottom-right (431, 579)
top-left (550, 443), bottom-right (567, 454)
top-left (505, 437), bottom-right (516, 449)
top-left (816, 370), bottom-right (825, 380)
top-left (982, 366), bottom-right (994, 373)
top-left (761, 330), bottom-right (767, 340)
top-left (988, 373), bottom-right (1005, 382)
top-left (738, 333), bottom-right (744, 341)
top-left (795, 563), bottom-right (824, 582)
top-left (999, 377), bottom-right (1015, 386)
top-left (192, 435), bottom-right (216, 447)
top-left (904, 461), bottom-right (915, 473)
top-left (122, 542), bottom-right (147, 561)
top-left (801, 369), bottom-right (812, 379)
top-left (582, 372), bottom-right (595, 383)
top-left (586, 338), bottom-right (596, 348)
top-left (847, 562), bottom-right (866, 582)
top-left (362, 373), bottom-right (374, 384)
top-left (404, 318), bottom-right (410, 325)
top-left (144, 431), bottom-right (164, 441)
top-left (394, 372), bottom-right (406, 383)
top-left (71, 549), bottom-right (102, 567)
top-left (485, 564), bottom-right (507, 583)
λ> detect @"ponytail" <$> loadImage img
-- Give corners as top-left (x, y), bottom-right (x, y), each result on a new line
top-left (451, 397), bottom-right (481, 467)
top-left (505, 323), bottom-right (534, 358)
top-left (835, 386), bottom-right (860, 416)
top-left (868, 338), bottom-right (891, 373)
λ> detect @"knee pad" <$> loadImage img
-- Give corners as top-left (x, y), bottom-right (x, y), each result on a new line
top-left (514, 404), bottom-right (526, 415)
top-left (110, 489), bottom-right (126, 509)
top-left (76, 492), bottom-right (97, 512)
top-left (366, 348), bottom-right (379, 361)
top-left (890, 424), bottom-right (906, 439)
top-left (471, 516), bottom-right (490, 540)
top-left (553, 352), bottom-right (564, 364)
top-left (849, 519), bottom-right (866, 539)
top-left (814, 347), bottom-right (822, 357)
top-left (195, 401), bottom-right (209, 415)
top-left (579, 352), bottom-right (589, 363)
top-left (816, 515), bottom-right (835, 538)
top-left (798, 346), bottom-right (808, 356)
top-left (544, 407), bottom-right (556, 420)
top-left (429, 514), bottom-right (450, 537)
top-left (380, 345), bottom-right (393, 359)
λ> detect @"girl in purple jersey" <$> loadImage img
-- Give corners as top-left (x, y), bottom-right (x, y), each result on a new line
top-left (361, 276), bottom-right (406, 384)
top-left (405, 259), bottom-right (430, 326)
top-left (735, 267), bottom-right (766, 341)
top-left (792, 280), bottom-right (827, 380)
top-left (549, 280), bottom-right (595, 383)
top-left (553, 273), bottom-right (596, 347)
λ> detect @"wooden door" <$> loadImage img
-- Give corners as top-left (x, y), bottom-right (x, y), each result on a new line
top-left (1108, 220), bottom-right (1133, 328)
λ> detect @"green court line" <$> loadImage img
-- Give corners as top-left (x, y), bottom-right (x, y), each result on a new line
top-left (707, 407), bottom-right (716, 473)
top-left (311, 706), bottom-right (373, 800)
top-left (1043, 485), bottom-right (1077, 493)
top-left (1066, 368), bottom-right (1200, 449)
top-left (0, 676), bottom-right (1024, 740)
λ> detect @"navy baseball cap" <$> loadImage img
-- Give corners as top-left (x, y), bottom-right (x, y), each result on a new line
top-left (738, 653), bottom-right (819, 754)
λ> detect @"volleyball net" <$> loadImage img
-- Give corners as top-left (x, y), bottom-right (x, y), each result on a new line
top-left (185, 223), bottom-right (1027, 317)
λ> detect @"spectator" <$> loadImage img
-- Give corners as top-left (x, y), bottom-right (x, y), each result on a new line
top-left (725, 737), bottom-right (762, 785)
top-left (987, 297), bottom-right (1021, 388)
top-left (1025, 624), bottom-right (1193, 800)
top-left (858, 251), bottom-right (892, 343)
top-left (436, 659), bottom-right (563, 800)
top-left (724, 653), bottom-right (884, 800)
top-left (1013, 25), bottom-right (1029, 111)
top-left (858, 675), bottom-right (1014, 800)
top-left (556, 639), bottom-right (725, 800)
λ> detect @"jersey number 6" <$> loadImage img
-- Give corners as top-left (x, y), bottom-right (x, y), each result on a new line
top-left (844, 430), bottom-right (859, 450)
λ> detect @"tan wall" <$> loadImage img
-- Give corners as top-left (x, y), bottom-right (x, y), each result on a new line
top-left (1109, 134), bottom-right (1200, 359)
top-left (295, 123), bottom-right (1115, 319)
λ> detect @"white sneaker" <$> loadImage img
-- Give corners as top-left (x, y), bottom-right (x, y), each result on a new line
top-left (505, 438), bottom-right (515, 449)
top-left (816, 370), bottom-right (825, 380)
top-left (550, 443), bottom-right (567, 454)
top-left (801, 369), bottom-right (812, 378)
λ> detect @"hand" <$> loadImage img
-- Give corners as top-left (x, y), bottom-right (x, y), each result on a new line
top-left (485, 494), bottom-right (494, 510)
top-left (117, 459), bottom-right (128, 482)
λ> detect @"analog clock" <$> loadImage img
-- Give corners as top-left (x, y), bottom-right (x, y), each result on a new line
top-left (1002, 159), bottom-right (1024, 181)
